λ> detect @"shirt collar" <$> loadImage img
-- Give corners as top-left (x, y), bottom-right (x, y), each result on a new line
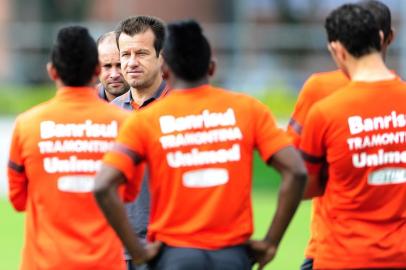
top-left (96, 83), bottom-right (108, 101)
top-left (126, 80), bottom-right (168, 108)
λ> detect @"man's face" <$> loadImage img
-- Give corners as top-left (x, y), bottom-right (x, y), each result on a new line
top-left (119, 29), bottom-right (162, 90)
top-left (98, 40), bottom-right (129, 97)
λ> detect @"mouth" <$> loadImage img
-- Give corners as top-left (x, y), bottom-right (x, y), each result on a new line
top-left (108, 82), bottom-right (124, 88)
top-left (127, 71), bottom-right (143, 77)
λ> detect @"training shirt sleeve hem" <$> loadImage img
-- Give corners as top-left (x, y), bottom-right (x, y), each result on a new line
top-left (103, 150), bottom-right (144, 202)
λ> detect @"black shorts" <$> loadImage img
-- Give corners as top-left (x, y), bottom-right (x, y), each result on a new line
top-left (126, 260), bottom-right (149, 270)
top-left (300, 258), bottom-right (313, 270)
top-left (148, 244), bottom-right (251, 270)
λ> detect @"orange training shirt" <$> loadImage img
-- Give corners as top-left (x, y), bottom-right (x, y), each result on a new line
top-left (288, 70), bottom-right (349, 147)
top-left (288, 70), bottom-right (349, 259)
top-left (8, 87), bottom-right (130, 270)
top-left (103, 84), bottom-right (292, 249)
top-left (299, 77), bottom-right (406, 269)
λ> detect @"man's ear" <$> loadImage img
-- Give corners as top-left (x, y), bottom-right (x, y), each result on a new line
top-left (208, 58), bottom-right (216, 77)
top-left (158, 52), bottom-right (164, 66)
top-left (47, 62), bottom-right (58, 81)
top-left (385, 28), bottom-right (395, 46)
top-left (94, 63), bottom-right (101, 77)
top-left (329, 41), bottom-right (346, 63)
top-left (161, 61), bottom-right (170, 80)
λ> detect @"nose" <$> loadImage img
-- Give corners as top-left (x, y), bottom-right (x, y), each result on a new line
top-left (128, 54), bottom-right (140, 68)
top-left (110, 67), bottom-right (121, 79)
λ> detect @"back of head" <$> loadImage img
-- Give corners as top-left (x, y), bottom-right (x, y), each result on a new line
top-left (51, 26), bottom-right (98, 86)
top-left (115, 15), bottom-right (165, 56)
top-left (163, 20), bottom-right (211, 82)
top-left (359, 0), bottom-right (391, 41)
top-left (325, 4), bottom-right (381, 58)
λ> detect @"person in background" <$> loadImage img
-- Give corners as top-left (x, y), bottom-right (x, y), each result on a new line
top-left (112, 15), bottom-right (170, 270)
top-left (96, 31), bottom-right (130, 102)
top-left (94, 19), bottom-right (307, 270)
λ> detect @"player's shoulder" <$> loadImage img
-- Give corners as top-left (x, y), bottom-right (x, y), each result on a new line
top-left (304, 70), bottom-right (346, 90)
top-left (16, 99), bottom-right (53, 123)
top-left (209, 85), bottom-right (260, 102)
top-left (308, 69), bottom-right (346, 82)
top-left (309, 83), bottom-right (351, 117)
top-left (300, 70), bottom-right (348, 99)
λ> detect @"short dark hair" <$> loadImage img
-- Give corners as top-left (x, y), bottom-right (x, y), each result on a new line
top-left (359, 0), bottom-right (392, 41)
top-left (50, 26), bottom-right (98, 86)
top-left (163, 20), bottom-right (211, 82)
top-left (115, 16), bottom-right (165, 56)
top-left (325, 4), bottom-right (381, 58)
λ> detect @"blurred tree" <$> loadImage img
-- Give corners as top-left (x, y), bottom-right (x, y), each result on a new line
top-left (274, 0), bottom-right (322, 23)
top-left (39, 0), bottom-right (91, 22)
top-left (274, 0), bottom-right (298, 23)
top-left (13, 0), bottom-right (92, 84)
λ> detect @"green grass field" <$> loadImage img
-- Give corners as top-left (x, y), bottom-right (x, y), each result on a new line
top-left (0, 196), bottom-right (311, 270)
top-left (0, 153), bottom-right (310, 270)
top-left (0, 86), bottom-right (305, 269)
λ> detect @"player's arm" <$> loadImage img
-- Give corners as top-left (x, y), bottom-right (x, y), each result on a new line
top-left (249, 146), bottom-right (307, 270)
top-left (8, 119), bottom-right (28, 211)
top-left (300, 152), bottom-right (327, 199)
top-left (94, 132), bottom-right (160, 264)
top-left (94, 163), bottom-right (160, 264)
top-left (8, 161), bottom-right (28, 211)
top-left (299, 105), bottom-right (328, 199)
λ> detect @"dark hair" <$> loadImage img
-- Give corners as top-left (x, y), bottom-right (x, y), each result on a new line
top-left (325, 4), bottom-right (381, 58)
top-left (163, 20), bottom-right (211, 82)
top-left (50, 26), bottom-right (98, 86)
top-left (359, 0), bottom-right (392, 41)
top-left (115, 16), bottom-right (165, 56)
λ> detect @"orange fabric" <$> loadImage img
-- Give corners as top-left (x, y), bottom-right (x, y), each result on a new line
top-left (104, 84), bottom-right (292, 249)
top-left (288, 70), bottom-right (349, 147)
top-left (288, 70), bottom-right (349, 259)
top-left (8, 87), bottom-right (130, 270)
top-left (299, 77), bottom-right (406, 269)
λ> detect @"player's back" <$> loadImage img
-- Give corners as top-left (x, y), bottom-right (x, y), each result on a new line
top-left (11, 87), bottom-right (129, 270)
top-left (124, 84), bottom-right (290, 249)
top-left (303, 77), bottom-right (406, 269)
top-left (288, 70), bottom-right (349, 146)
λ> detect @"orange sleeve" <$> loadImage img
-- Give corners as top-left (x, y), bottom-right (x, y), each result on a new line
top-left (7, 118), bottom-right (28, 212)
top-left (287, 75), bottom-right (319, 147)
top-left (103, 113), bottom-right (146, 202)
top-left (299, 104), bottom-right (327, 174)
top-left (253, 99), bottom-right (292, 162)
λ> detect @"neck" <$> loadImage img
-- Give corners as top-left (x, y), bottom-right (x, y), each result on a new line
top-left (347, 52), bottom-right (394, 82)
top-left (170, 77), bottom-right (209, 90)
top-left (130, 78), bottom-right (163, 106)
top-left (105, 91), bottom-right (117, 102)
top-left (56, 76), bottom-right (96, 89)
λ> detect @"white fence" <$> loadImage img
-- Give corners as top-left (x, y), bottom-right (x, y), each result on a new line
top-left (0, 117), bottom-right (14, 196)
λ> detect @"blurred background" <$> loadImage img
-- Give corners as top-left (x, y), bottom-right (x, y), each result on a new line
top-left (0, 0), bottom-right (404, 269)
top-left (0, 0), bottom-right (404, 89)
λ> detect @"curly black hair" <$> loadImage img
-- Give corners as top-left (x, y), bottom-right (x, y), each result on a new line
top-left (50, 26), bottom-right (98, 86)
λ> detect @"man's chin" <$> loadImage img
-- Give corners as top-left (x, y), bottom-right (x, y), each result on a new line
top-left (129, 81), bottom-right (147, 90)
top-left (107, 87), bottom-right (127, 96)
